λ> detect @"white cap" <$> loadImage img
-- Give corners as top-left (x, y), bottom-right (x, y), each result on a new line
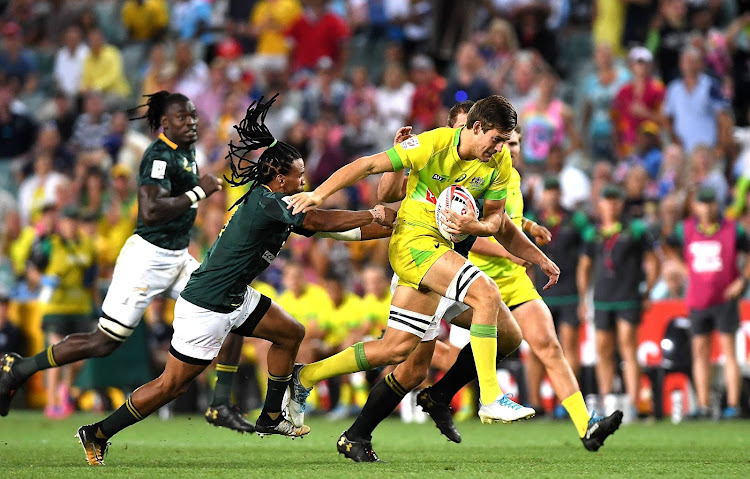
top-left (629, 46), bottom-right (653, 63)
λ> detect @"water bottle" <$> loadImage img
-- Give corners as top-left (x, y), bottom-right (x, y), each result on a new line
top-left (670, 390), bottom-right (683, 424)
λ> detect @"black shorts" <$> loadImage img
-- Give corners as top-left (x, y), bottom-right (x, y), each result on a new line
top-left (549, 304), bottom-right (579, 328)
top-left (689, 301), bottom-right (740, 336)
top-left (42, 314), bottom-right (94, 336)
top-left (594, 308), bottom-right (641, 331)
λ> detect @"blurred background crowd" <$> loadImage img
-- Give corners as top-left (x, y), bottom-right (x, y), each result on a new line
top-left (0, 0), bottom-right (749, 422)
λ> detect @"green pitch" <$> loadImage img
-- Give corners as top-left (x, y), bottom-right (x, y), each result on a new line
top-left (0, 412), bottom-right (748, 478)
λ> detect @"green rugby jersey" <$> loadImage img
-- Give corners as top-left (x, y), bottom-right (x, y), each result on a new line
top-left (181, 185), bottom-right (310, 313)
top-left (134, 133), bottom-right (200, 250)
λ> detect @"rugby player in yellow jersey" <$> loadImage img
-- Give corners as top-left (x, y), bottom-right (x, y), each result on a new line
top-left (339, 118), bottom-right (624, 461)
top-left (286, 95), bottom-right (561, 431)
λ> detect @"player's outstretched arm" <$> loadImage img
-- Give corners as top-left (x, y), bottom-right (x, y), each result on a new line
top-left (288, 152), bottom-right (395, 214)
top-left (470, 237), bottom-right (531, 267)
top-left (493, 211), bottom-right (560, 290)
top-left (377, 126), bottom-right (413, 203)
top-left (302, 205), bottom-right (396, 233)
top-left (138, 174), bottom-right (222, 225)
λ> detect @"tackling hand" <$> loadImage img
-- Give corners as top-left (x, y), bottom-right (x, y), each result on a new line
top-left (540, 257), bottom-right (560, 290)
top-left (287, 191), bottom-right (323, 214)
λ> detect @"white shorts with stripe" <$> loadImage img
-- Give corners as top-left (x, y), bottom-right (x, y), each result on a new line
top-left (99, 234), bottom-right (199, 341)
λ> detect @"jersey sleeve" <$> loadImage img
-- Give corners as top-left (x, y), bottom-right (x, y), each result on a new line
top-left (138, 149), bottom-right (172, 192)
top-left (262, 193), bottom-right (307, 227)
top-left (484, 148), bottom-right (511, 201)
top-left (384, 130), bottom-right (435, 172)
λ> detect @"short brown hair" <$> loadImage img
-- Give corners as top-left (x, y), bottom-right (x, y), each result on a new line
top-left (465, 95), bottom-right (517, 134)
top-left (447, 100), bottom-right (475, 128)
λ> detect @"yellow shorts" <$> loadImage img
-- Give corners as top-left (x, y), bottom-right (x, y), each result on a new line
top-left (494, 270), bottom-right (541, 308)
top-left (389, 221), bottom-right (453, 290)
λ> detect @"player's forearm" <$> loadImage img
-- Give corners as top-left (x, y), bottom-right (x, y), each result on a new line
top-left (377, 171), bottom-right (407, 203)
top-left (470, 237), bottom-right (516, 260)
top-left (576, 257), bottom-right (591, 298)
top-left (304, 209), bottom-right (375, 233)
top-left (139, 194), bottom-right (193, 225)
top-left (313, 223), bottom-right (392, 241)
top-left (493, 219), bottom-right (546, 265)
top-left (315, 154), bottom-right (390, 202)
top-left (472, 215), bottom-right (504, 237)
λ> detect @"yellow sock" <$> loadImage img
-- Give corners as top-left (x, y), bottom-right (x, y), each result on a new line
top-left (562, 391), bottom-right (591, 437)
top-left (299, 342), bottom-right (370, 389)
top-left (469, 324), bottom-right (502, 405)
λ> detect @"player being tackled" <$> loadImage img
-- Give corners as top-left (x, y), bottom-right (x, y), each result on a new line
top-left (75, 95), bottom-right (395, 465)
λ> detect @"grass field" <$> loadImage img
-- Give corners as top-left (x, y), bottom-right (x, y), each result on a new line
top-left (1, 411), bottom-right (749, 478)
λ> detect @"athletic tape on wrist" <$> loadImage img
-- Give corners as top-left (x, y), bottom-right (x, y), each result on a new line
top-left (192, 186), bottom-right (207, 200)
top-left (185, 190), bottom-right (199, 204)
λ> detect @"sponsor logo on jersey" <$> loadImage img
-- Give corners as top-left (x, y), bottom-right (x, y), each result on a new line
top-left (151, 160), bottom-right (167, 179)
top-left (432, 174), bottom-right (447, 182)
top-left (401, 136), bottom-right (420, 150)
top-left (281, 196), bottom-right (293, 205)
top-left (426, 189), bottom-right (437, 204)
top-left (469, 177), bottom-right (485, 189)
top-left (181, 157), bottom-right (196, 174)
top-left (455, 173), bottom-right (467, 182)
top-left (262, 250), bottom-right (276, 263)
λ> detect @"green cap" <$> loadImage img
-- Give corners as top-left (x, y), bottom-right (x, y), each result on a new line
top-left (543, 176), bottom-right (561, 190)
top-left (696, 187), bottom-right (717, 203)
top-left (601, 184), bottom-right (625, 200)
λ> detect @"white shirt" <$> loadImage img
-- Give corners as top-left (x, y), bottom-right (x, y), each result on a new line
top-left (54, 43), bottom-right (90, 97)
top-left (175, 60), bottom-right (209, 100)
top-left (374, 82), bottom-right (415, 150)
top-left (17, 172), bottom-right (67, 226)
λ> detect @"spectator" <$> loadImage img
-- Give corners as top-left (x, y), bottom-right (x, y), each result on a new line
top-left (384, 0), bottom-right (432, 61)
top-left (174, 41), bottom-right (209, 100)
top-left (97, 164), bottom-right (137, 278)
top-left (36, 123), bottom-right (74, 176)
top-left (342, 66), bottom-right (377, 121)
top-left (263, 92), bottom-right (300, 144)
top-left (622, 0), bottom-right (658, 49)
top-left (667, 188), bottom-right (746, 419)
top-left (374, 62), bottom-right (414, 150)
top-left (0, 81), bottom-right (37, 159)
top-left (121, 0), bottom-right (169, 42)
top-left (664, 46), bottom-right (731, 154)
top-left (70, 91), bottom-right (112, 155)
top-left (543, 145), bottom-right (590, 211)
top-left (79, 28), bottom-right (131, 102)
top-left (0, 294), bottom-right (22, 355)
top-left (17, 152), bottom-right (66, 226)
top-left (340, 106), bottom-right (378, 160)
top-left (649, 0), bottom-right (690, 85)
top-left (622, 164), bottom-right (649, 220)
top-left (171, 0), bottom-right (215, 47)
top-left (249, 0), bottom-right (303, 73)
top-left (612, 46), bottom-right (665, 159)
top-left (286, 0), bottom-right (350, 73)
top-left (304, 118), bottom-right (347, 188)
top-left (581, 43), bottom-right (630, 162)
top-left (407, 54), bottom-right (445, 131)
top-left (649, 258), bottom-right (686, 300)
top-left (0, 22), bottom-right (37, 95)
top-left (300, 56), bottom-right (349, 123)
top-left (103, 111), bottom-right (151, 174)
top-left (657, 143), bottom-right (685, 198)
top-left (52, 24), bottom-right (89, 99)
top-left (513, 3), bottom-right (558, 69)
top-left (481, 17), bottom-right (519, 81)
top-left (193, 57), bottom-right (228, 126)
top-left (140, 43), bottom-right (176, 98)
top-left (441, 42), bottom-right (492, 109)
top-left (520, 68), bottom-right (577, 168)
top-left (497, 50), bottom-right (539, 117)
top-left (629, 121), bottom-right (663, 181)
top-left (592, 0), bottom-right (626, 55)
top-left (727, 13), bottom-right (750, 127)
top-left (690, 145), bottom-right (729, 208)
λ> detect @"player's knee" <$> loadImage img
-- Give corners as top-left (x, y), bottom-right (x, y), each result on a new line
top-left (389, 341), bottom-right (415, 364)
top-left (466, 276), bottom-right (501, 310)
top-left (533, 335), bottom-right (563, 362)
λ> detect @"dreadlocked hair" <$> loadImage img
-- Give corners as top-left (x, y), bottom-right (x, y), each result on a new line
top-left (225, 94), bottom-right (301, 210)
top-left (128, 91), bottom-right (190, 132)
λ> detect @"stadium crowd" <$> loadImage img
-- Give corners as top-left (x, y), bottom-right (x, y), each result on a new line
top-left (0, 0), bottom-right (749, 422)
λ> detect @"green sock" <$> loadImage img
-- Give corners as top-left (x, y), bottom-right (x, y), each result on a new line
top-left (97, 397), bottom-right (144, 438)
top-left (259, 373), bottom-right (292, 422)
top-left (13, 346), bottom-right (58, 381)
top-left (211, 364), bottom-right (238, 407)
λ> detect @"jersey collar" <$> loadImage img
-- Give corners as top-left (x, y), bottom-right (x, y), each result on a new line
top-left (159, 132), bottom-right (178, 150)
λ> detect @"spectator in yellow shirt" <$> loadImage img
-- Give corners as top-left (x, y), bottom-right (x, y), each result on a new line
top-left (80, 28), bottom-right (131, 103)
top-left (121, 0), bottom-right (169, 42)
top-left (360, 265), bottom-right (391, 338)
top-left (250, 0), bottom-right (302, 71)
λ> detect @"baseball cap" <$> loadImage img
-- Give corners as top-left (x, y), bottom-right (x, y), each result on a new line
top-left (601, 184), bottom-right (625, 200)
top-left (696, 187), bottom-right (717, 203)
top-left (629, 46), bottom-right (653, 63)
top-left (543, 176), bottom-right (561, 190)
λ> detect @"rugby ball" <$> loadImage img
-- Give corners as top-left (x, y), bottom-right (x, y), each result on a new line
top-left (435, 185), bottom-right (479, 243)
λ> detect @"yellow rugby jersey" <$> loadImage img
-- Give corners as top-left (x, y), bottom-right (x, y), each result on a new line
top-left (320, 292), bottom-right (367, 348)
top-left (361, 291), bottom-right (391, 337)
top-left (251, 280), bottom-right (277, 302)
top-left (277, 283), bottom-right (332, 328)
top-left (385, 127), bottom-right (511, 236)
top-left (43, 235), bottom-right (95, 315)
top-left (468, 167), bottom-right (525, 279)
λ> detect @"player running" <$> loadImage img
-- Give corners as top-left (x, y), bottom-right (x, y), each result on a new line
top-left (74, 96), bottom-right (395, 466)
top-left (286, 95), bottom-right (560, 430)
top-left (0, 91), bottom-right (231, 417)
top-left (338, 108), bottom-right (622, 463)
